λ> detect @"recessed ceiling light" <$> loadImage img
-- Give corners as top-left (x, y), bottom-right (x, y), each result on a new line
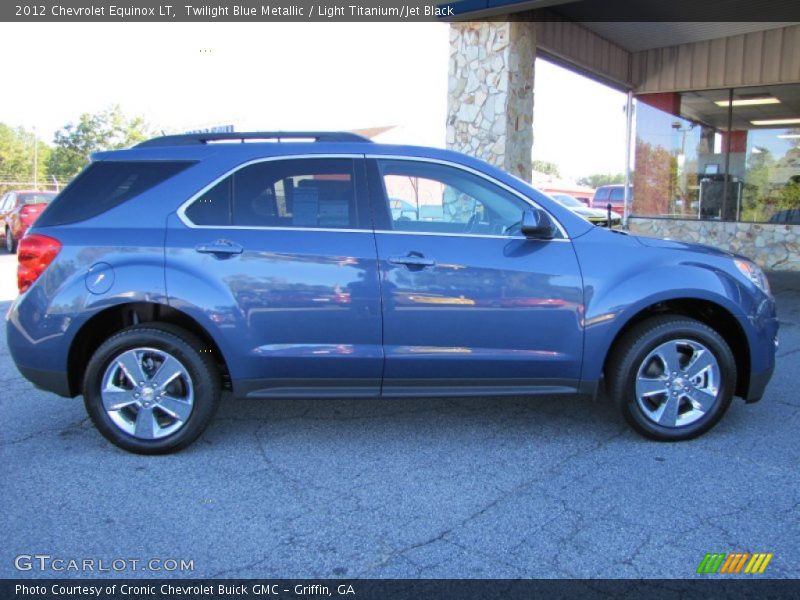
top-left (750, 118), bottom-right (800, 126)
top-left (715, 97), bottom-right (780, 107)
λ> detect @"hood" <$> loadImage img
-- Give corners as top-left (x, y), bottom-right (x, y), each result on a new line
top-left (574, 206), bottom-right (611, 218)
top-left (635, 234), bottom-right (735, 259)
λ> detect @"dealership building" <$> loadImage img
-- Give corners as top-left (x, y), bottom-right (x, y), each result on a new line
top-left (446, 1), bottom-right (800, 269)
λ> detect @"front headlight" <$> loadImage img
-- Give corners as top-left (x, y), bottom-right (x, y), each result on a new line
top-left (734, 259), bottom-right (771, 294)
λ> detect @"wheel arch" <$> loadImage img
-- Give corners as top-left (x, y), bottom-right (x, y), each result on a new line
top-left (601, 298), bottom-right (750, 399)
top-left (67, 302), bottom-right (230, 397)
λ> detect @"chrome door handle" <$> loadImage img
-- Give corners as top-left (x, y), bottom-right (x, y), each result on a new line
top-left (388, 254), bottom-right (435, 268)
top-left (195, 240), bottom-right (244, 255)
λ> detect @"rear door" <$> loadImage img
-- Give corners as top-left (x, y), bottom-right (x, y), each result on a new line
top-left (166, 156), bottom-right (384, 398)
top-left (367, 157), bottom-right (584, 397)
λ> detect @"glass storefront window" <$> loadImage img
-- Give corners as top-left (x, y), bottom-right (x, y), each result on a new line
top-left (742, 128), bottom-right (800, 224)
top-left (632, 84), bottom-right (800, 225)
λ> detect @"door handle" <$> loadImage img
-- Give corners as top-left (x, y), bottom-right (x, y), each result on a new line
top-left (195, 240), bottom-right (244, 255)
top-left (388, 254), bottom-right (435, 268)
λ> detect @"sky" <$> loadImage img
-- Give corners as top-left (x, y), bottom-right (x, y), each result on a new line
top-left (0, 22), bottom-right (628, 181)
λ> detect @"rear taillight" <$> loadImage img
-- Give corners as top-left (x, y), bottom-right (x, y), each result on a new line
top-left (17, 234), bottom-right (62, 293)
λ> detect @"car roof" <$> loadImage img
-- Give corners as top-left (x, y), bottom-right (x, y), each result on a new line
top-left (89, 132), bottom-right (597, 239)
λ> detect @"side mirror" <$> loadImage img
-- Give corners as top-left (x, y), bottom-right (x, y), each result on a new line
top-left (520, 207), bottom-right (557, 240)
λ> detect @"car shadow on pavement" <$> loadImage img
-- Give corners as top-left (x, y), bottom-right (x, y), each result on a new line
top-left (205, 391), bottom-right (627, 451)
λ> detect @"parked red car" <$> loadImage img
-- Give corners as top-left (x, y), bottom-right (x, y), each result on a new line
top-left (591, 184), bottom-right (631, 216)
top-left (0, 190), bottom-right (57, 253)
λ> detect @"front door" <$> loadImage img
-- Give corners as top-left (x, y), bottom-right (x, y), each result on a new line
top-left (367, 158), bottom-right (584, 397)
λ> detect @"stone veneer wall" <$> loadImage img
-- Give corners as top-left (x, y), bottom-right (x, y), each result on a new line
top-left (628, 217), bottom-right (800, 271)
top-left (447, 21), bottom-right (535, 181)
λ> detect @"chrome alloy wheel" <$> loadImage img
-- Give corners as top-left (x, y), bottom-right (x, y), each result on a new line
top-left (634, 339), bottom-right (721, 428)
top-left (100, 347), bottom-right (194, 439)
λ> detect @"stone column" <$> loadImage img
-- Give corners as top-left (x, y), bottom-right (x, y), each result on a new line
top-left (446, 21), bottom-right (535, 182)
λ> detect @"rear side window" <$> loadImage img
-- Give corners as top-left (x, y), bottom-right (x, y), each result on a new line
top-left (594, 187), bottom-right (610, 201)
top-left (609, 187), bottom-right (625, 202)
top-left (18, 193), bottom-right (56, 205)
top-left (36, 161), bottom-right (195, 227)
top-left (184, 158), bottom-right (358, 229)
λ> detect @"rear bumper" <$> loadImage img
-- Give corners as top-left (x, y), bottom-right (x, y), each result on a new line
top-left (6, 297), bottom-right (76, 398)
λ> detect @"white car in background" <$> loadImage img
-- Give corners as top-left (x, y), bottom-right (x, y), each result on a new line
top-left (549, 192), bottom-right (621, 227)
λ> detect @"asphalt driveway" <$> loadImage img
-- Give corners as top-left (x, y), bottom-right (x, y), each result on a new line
top-left (1, 251), bottom-right (798, 579)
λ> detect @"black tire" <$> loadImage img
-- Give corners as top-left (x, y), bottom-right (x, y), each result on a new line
top-left (607, 316), bottom-right (736, 441)
top-left (5, 228), bottom-right (16, 254)
top-left (83, 324), bottom-right (221, 454)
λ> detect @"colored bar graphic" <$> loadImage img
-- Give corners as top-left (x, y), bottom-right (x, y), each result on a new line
top-left (733, 553), bottom-right (750, 573)
top-left (699, 552), bottom-right (773, 574)
top-left (745, 553), bottom-right (774, 574)
top-left (697, 553), bottom-right (725, 574)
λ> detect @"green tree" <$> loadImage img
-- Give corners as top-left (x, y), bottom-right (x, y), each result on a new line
top-left (576, 173), bottom-right (625, 188)
top-left (741, 149), bottom-right (776, 221)
top-left (47, 105), bottom-right (152, 182)
top-left (778, 179), bottom-right (800, 210)
top-left (0, 124), bottom-right (52, 192)
top-left (632, 139), bottom-right (676, 216)
top-left (532, 160), bottom-right (561, 178)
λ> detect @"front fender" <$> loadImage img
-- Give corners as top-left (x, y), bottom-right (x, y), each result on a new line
top-left (573, 228), bottom-right (768, 385)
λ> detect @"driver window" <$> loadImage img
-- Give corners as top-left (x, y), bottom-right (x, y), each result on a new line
top-left (378, 159), bottom-right (526, 236)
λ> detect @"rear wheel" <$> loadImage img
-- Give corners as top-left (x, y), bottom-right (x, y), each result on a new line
top-left (83, 324), bottom-right (221, 454)
top-left (608, 316), bottom-right (736, 441)
top-left (5, 228), bottom-right (15, 253)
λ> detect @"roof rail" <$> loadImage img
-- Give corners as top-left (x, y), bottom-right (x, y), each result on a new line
top-left (136, 131), bottom-right (373, 148)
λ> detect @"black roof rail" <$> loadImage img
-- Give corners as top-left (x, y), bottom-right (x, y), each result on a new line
top-left (136, 131), bottom-right (373, 148)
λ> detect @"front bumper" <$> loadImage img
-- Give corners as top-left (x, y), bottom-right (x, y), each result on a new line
top-left (742, 312), bottom-right (779, 403)
top-left (744, 365), bottom-right (775, 403)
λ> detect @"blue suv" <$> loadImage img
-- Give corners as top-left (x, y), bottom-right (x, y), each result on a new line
top-left (6, 132), bottom-right (778, 453)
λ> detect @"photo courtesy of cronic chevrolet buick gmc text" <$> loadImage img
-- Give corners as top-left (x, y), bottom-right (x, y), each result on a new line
top-left (6, 132), bottom-right (778, 454)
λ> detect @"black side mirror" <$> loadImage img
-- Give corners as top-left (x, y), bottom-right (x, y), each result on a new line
top-left (520, 207), bottom-right (557, 240)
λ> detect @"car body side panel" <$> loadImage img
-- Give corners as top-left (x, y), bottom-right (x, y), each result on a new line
top-left (572, 228), bottom-right (778, 396)
top-left (164, 215), bottom-right (384, 398)
top-left (5, 227), bottom-right (169, 396)
top-left (375, 233), bottom-right (585, 392)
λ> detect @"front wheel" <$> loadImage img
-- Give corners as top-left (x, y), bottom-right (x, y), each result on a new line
top-left (83, 324), bottom-right (221, 454)
top-left (607, 316), bottom-right (737, 441)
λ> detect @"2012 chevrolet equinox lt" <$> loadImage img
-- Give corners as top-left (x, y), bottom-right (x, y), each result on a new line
top-left (6, 132), bottom-right (778, 454)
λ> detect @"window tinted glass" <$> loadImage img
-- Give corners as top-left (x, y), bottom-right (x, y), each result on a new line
top-left (378, 160), bottom-right (528, 236)
top-left (19, 193), bottom-right (56, 205)
top-left (609, 187), bottom-right (625, 201)
top-left (37, 161), bottom-right (195, 227)
top-left (185, 158), bottom-right (358, 229)
top-left (594, 187), bottom-right (610, 201)
top-left (185, 177), bottom-right (231, 226)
